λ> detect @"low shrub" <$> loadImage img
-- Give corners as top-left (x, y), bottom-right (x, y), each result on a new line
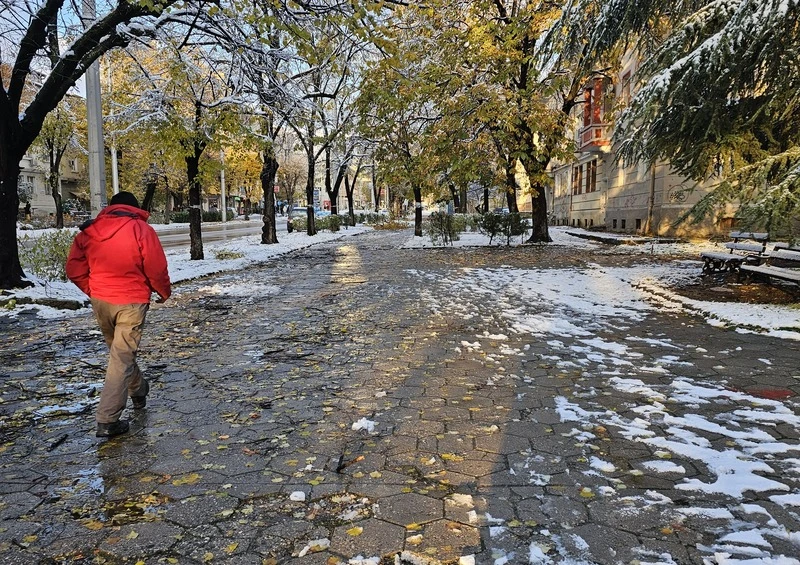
top-left (18, 229), bottom-right (76, 281)
top-left (316, 214), bottom-right (342, 232)
top-left (213, 248), bottom-right (245, 260)
top-left (478, 212), bottom-right (530, 245)
top-left (373, 219), bottom-right (408, 230)
top-left (356, 212), bottom-right (389, 225)
top-left (291, 216), bottom-right (307, 232)
top-left (426, 212), bottom-right (461, 245)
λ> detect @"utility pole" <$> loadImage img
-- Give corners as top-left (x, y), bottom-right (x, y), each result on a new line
top-left (107, 62), bottom-right (119, 195)
top-left (83, 0), bottom-right (107, 216)
top-left (220, 149), bottom-right (227, 223)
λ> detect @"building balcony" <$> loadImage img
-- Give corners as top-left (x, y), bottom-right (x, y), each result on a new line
top-left (578, 123), bottom-right (611, 152)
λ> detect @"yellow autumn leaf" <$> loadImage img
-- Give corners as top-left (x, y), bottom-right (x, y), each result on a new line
top-left (579, 488), bottom-right (594, 498)
top-left (346, 526), bottom-right (363, 536)
top-left (22, 534), bottom-right (37, 544)
top-left (126, 530), bottom-right (139, 540)
top-left (369, 471), bottom-right (382, 478)
top-left (83, 519), bottom-right (104, 530)
top-left (134, 560), bottom-right (145, 565)
top-left (203, 552), bottom-right (214, 562)
top-left (225, 542), bottom-right (238, 554)
top-left (173, 473), bottom-right (202, 486)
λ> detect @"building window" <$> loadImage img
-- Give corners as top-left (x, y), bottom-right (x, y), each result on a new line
top-left (69, 159), bottom-right (79, 172)
top-left (586, 159), bottom-right (597, 193)
top-left (590, 219), bottom-right (594, 227)
top-left (621, 219), bottom-right (626, 229)
top-left (583, 78), bottom-right (606, 127)
top-left (612, 219), bottom-right (617, 229)
top-left (45, 182), bottom-right (51, 195)
top-left (635, 218), bottom-right (642, 230)
top-left (572, 165), bottom-right (583, 195)
top-left (621, 71), bottom-right (632, 105)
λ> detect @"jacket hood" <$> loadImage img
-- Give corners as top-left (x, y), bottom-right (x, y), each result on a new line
top-left (80, 204), bottom-right (150, 242)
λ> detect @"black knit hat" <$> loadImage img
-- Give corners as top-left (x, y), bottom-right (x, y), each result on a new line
top-left (109, 191), bottom-right (140, 208)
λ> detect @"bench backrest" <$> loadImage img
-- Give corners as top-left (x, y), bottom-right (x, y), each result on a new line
top-left (724, 242), bottom-right (766, 253)
top-left (773, 242), bottom-right (800, 253)
top-left (769, 249), bottom-right (800, 268)
top-left (722, 232), bottom-right (769, 255)
top-left (729, 231), bottom-right (769, 241)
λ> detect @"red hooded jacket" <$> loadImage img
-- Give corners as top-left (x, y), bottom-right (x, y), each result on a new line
top-left (66, 204), bottom-right (171, 305)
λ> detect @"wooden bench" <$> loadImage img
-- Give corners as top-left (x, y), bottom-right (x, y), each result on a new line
top-left (700, 231), bottom-right (769, 272)
top-left (773, 242), bottom-right (800, 253)
top-left (739, 248), bottom-right (800, 285)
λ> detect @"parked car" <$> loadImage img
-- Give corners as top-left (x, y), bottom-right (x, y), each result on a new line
top-left (288, 206), bottom-right (307, 218)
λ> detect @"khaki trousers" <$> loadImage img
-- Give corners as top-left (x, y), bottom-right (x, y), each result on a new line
top-left (91, 299), bottom-right (150, 424)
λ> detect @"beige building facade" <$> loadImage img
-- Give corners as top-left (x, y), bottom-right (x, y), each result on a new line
top-left (549, 59), bottom-right (728, 238)
top-left (18, 151), bottom-right (87, 218)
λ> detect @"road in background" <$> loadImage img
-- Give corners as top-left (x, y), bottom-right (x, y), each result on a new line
top-left (156, 219), bottom-right (285, 249)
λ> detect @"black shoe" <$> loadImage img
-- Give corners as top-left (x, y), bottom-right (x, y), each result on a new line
top-left (131, 379), bottom-right (149, 410)
top-left (96, 420), bottom-right (130, 438)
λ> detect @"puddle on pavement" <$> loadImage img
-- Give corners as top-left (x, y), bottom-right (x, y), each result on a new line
top-left (56, 467), bottom-right (105, 498)
top-left (69, 491), bottom-right (169, 526)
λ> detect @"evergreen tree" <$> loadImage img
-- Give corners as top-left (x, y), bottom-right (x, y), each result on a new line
top-left (600, 0), bottom-right (800, 235)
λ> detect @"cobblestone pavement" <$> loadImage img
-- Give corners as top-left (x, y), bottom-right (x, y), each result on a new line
top-left (1, 229), bottom-right (799, 564)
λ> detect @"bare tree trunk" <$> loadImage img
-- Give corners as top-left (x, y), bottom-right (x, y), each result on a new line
top-left (141, 172), bottom-right (157, 213)
top-left (186, 149), bottom-right (204, 260)
top-left (0, 166), bottom-right (31, 288)
top-left (448, 182), bottom-right (461, 212)
top-left (50, 176), bottom-right (64, 229)
top-left (164, 182), bottom-right (172, 225)
top-left (0, 128), bottom-right (31, 288)
top-left (261, 147), bottom-right (279, 244)
top-left (503, 160), bottom-right (520, 214)
top-left (414, 185), bottom-right (423, 237)
top-left (324, 146), bottom-right (336, 215)
top-left (343, 174), bottom-right (358, 226)
top-left (305, 155), bottom-right (317, 236)
top-left (527, 183), bottom-right (552, 243)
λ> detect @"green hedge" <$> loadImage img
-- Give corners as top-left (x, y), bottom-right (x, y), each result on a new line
top-left (289, 214), bottom-right (345, 232)
top-left (478, 212), bottom-right (530, 245)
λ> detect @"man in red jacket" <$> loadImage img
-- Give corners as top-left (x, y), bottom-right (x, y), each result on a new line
top-left (66, 191), bottom-right (171, 438)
